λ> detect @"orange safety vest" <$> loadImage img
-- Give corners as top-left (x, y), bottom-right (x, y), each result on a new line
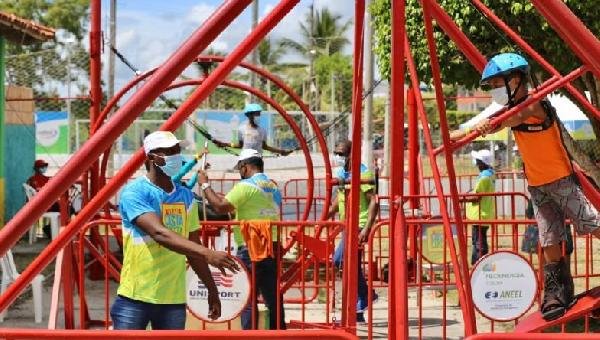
top-left (513, 107), bottom-right (572, 186)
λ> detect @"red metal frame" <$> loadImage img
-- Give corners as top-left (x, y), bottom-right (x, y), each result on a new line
top-left (4, 0), bottom-right (600, 338)
top-left (388, 2), bottom-right (407, 339)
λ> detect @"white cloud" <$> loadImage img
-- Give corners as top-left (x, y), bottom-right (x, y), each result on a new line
top-left (185, 3), bottom-right (217, 26)
top-left (99, 1), bottom-right (356, 100)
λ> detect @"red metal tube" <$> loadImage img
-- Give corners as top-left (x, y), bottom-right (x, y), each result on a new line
top-left (88, 0), bottom-right (102, 197)
top-left (531, 0), bottom-right (600, 78)
top-left (388, 1), bottom-right (407, 339)
top-left (404, 28), bottom-right (477, 336)
top-left (0, 0), bottom-right (253, 313)
top-left (89, 0), bottom-right (101, 128)
top-left (421, 3), bottom-right (475, 333)
top-left (470, 0), bottom-right (600, 122)
top-left (344, 0), bottom-right (365, 330)
top-left (407, 88), bottom-right (419, 262)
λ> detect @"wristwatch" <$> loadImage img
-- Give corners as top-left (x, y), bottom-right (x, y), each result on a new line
top-left (200, 182), bottom-right (211, 191)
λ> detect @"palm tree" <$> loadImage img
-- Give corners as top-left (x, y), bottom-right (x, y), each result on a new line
top-left (280, 7), bottom-right (352, 58)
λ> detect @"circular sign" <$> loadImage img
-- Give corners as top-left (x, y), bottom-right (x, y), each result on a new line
top-left (186, 259), bottom-right (250, 322)
top-left (470, 251), bottom-right (538, 321)
top-left (36, 121), bottom-right (61, 147)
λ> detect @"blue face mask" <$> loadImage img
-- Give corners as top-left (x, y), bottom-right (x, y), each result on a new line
top-left (155, 154), bottom-right (183, 177)
top-left (39, 166), bottom-right (48, 174)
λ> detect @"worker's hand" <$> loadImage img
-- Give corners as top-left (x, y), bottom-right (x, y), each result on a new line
top-left (474, 118), bottom-right (494, 137)
top-left (198, 170), bottom-right (209, 184)
top-left (359, 227), bottom-right (371, 244)
top-left (207, 289), bottom-right (222, 320)
top-left (280, 149), bottom-right (293, 156)
top-left (205, 250), bottom-right (240, 275)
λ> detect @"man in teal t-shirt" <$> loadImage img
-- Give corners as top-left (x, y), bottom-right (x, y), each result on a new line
top-left (326, 140), bottom-right (379, 321)
top-left (111, 131), bottom-right (239, 330)
top-left (461, 149), bottom-right (496, 265)
top-left (199, 148), bottom-right (285, 330)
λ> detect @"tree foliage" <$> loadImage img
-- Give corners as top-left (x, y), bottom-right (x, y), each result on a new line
top-left (370, 0), bottom-right (600, 139)
top-left (280, 6), bottom-right (352, 58)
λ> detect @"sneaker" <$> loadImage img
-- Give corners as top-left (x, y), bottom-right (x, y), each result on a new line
top-left (356, 312), bottom-right (366, 323)
top-left (356, 293), bottom-right (379, 313)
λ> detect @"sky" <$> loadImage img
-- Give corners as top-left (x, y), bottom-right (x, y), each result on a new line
top-left (95, 0), bottom-right (357, 96)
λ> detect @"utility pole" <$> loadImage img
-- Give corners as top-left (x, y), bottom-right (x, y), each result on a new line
top-left (362, 0), bottom-right (374, 166)
top-left (250, 0), bottom-right (259, 102)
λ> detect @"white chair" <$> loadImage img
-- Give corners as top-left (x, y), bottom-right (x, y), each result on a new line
top-left (0, 250), bottom-right (44, 323)
top-left (22, 183), bottom-right (60, 242)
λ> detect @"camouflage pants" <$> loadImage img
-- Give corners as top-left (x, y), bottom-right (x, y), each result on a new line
top-left (529, 175), bottom-right (600, 248)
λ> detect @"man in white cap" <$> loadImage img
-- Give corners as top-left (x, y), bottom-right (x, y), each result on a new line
top-left (198, 148), bottom-right (286, 330)
top-left (111, 131), bottom-right (239, 330)
top-left (461, 149), bottom-right (496, 265)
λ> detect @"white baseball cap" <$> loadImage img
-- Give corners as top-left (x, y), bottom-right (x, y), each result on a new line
top-left (471, 149), bottom-right (493, 166)
top-left (238, 148), bottom-right (261, 162)
top-left (143, 131), bottom-right (189, 154)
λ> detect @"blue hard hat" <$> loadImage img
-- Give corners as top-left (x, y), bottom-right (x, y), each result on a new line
top-left (481, 53), bottom-right (529, 84)
top-left (243, 103), bottom-right (263, 114)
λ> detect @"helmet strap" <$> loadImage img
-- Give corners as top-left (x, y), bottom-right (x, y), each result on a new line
top-left (505, 74), bottom-right (526, 107)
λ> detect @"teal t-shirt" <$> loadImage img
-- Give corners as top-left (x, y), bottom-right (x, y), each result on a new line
top-left (224, 173), bottom-right (281, 246)
top-left (118, 177), bottom-right (199, 304)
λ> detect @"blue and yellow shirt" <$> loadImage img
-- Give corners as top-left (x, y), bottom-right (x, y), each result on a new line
top-left (118, 177), bottom-right (199, 304)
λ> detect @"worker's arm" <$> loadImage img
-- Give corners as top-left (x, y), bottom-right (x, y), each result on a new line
top-left (197, 170), bottom-right (236, 214)
top-left (263, 141), bottom-right (292, 156)
top-left (188, 230), bottom-right (221, 320)
top-left (134, 212), bottom-right (239, 273)
top-left (326, 195), bottom-right (340, 220)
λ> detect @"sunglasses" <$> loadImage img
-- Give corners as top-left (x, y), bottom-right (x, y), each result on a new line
top-left (333, 152), bottom-right (347, 156)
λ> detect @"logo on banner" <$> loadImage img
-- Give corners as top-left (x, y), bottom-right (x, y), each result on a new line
top-left (471, 252), bottom-right (537, 321)
top-left (186, 260), bottom-right (250, 322)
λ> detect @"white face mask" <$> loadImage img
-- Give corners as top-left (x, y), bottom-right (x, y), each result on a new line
top-left (490, 86), bottom-right (509, 106)
top-left (333, 154), bottom-right (346, 167)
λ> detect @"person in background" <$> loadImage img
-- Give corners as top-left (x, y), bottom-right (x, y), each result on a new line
top-left (326, 140), bottom-right (379, 322)
top-left (461, 149), bottom-right (496, 265)
top-left (111, 131), bottom-right (239, 330)
top-left (214, 103), bottom-right (292, 156)
top-left (198, 149), bottom-right (286, 330)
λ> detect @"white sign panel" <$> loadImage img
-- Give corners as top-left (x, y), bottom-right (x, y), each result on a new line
top-left (471, 251), bottom-right (537, 321)
top-left (187, 261), bottom-right (250, 322)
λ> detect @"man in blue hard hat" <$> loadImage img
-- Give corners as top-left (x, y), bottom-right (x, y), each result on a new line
top-left (214, 103), bottom-right (292, 156)
top-left (450, 52), bottom-right (600, 321)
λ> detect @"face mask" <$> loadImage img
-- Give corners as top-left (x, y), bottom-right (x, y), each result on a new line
top-left (333, 154), bottom-right (346, 167)
top-left (155, 154), bottom-right (183, 177)
top-left (39, 166), bottom-right (48, 174)
top-left (490, 86), bottom-right (509, 106)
